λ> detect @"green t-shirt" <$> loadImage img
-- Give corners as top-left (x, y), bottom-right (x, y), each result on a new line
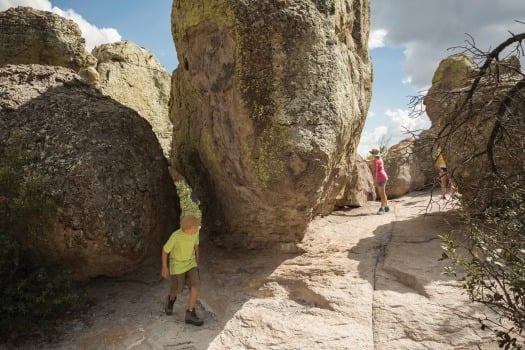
top-left (163, 228), bottom-right (199, 275)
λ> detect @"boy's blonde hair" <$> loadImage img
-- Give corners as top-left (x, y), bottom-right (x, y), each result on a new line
top-left (180, 215), bottom-right (201, 231)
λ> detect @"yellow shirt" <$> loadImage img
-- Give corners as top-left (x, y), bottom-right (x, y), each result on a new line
top-left (163, 228), bottom-right (199, 275)
top-left (435, 147), bottom-right (447, 168)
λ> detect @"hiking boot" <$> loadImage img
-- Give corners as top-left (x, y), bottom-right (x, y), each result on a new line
top-left (165, 295), bottom-right (176, 315)
top-left (384, 206), bottom-right (390, 213)
top-left (185, 308), bottom-right (204, 326)
top-left (377, 207), bottom-right (385, 215)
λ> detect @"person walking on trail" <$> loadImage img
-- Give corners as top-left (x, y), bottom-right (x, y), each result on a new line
top-left (369, 148), bottom-right (390, 215)
top-left (161, 215), bottom-right (204, 326)
top-left (435, 145), bottom-right (456, 200)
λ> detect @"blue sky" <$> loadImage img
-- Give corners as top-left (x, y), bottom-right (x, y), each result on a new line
top-left (1, 0), bottom-right (524, 157)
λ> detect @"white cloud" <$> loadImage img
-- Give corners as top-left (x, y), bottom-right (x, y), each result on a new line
top-left (371, 0), bottom-right (525, 89)
top-left (369, 29), bottom-right (387, 50)
top-left (357, 109), bottom-right (430, 157)
top-left (0, 0), bottom-right (121, 51)
top-left (51, 7), bottom-right (120, 50)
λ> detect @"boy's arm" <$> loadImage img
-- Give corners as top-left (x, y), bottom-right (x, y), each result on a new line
top-left (161, 249), bottom-right (169, 279)
top-left (194, 244), bottom-right (200, 265)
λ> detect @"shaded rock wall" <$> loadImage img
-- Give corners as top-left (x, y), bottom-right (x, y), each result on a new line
top-left (170, 0), bottom-right (372, 248)
top-left (0, 64), bottom-right (180, 280)
top-left (93, 41), bottom-right (173, 159)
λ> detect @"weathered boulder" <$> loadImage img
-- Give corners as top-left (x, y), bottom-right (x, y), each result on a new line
top-left (423, 53), bottom-right (477, 125)
top-left (0, 64), bottom-right (180, 280)
top-left (335, 155), bottom-right (375, 207)
top-left (93, 41), bottom-right (173, 158)
top-left (0, 6), bottom-right (88, 71)
top-left (171, 0), bottom-right (372, 248)
top-left (384, 138), bottom-right (426, 198)
top-left (413, 129), bottom-right (439, 186)
top-left (423, 53), bottom-right (525, 211)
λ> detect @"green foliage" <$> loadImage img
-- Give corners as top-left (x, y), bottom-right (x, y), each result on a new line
top-left (0, 128), bottom-right (83, 345)
top-left (175, 179), bottom-right (201, 219)
top-left (441, 191), bottom-right (525, 349)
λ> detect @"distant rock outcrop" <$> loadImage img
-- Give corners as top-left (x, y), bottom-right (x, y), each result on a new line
top-left (171, 0), bottom-right (372, 249)
top-left (423, 53), bottom-right (525, 211)
top-left (384, 139), bottom-right (426, 198)
top-left (335, 155), bottom-right (375, 207)
top-left (93, 41), bottom-right (173, 158)
top-left (0, 64), bottom-right (180, 280)
top-left (0, 7), bottom-right (89, 72)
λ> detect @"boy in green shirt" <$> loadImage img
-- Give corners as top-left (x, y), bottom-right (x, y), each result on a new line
top-left (161, 215), bottom-right (203, 326)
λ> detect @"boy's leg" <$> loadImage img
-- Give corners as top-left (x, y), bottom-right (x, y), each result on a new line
top-left (185, 268), bottom-right (203, 326)
top-left (188, 284), bottom-right (200, 310)
top-left (165, 274), bottom-right (184, 315)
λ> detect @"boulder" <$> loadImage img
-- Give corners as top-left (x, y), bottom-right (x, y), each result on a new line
top-left (423, 53), bottom-right (525, 211)
top-left (0, 6), bottom-right (88, 72)
top-left (170, 0), bottom-right (372, 249)
top-left (423, 53), bottom-right (476, 125)
top-left (384, 139), bottom-right (426, 198)
top-left (0, 64), bottom-right (180, 280)
top-left (335, 155), bottom-right (375, 207)
top-left (93, 41), bottom-right (172, 158)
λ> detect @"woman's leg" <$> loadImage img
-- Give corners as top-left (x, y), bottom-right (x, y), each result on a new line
top-left (377, 185), bottom-right (387, 207)
top-left (439, 169), bottom-right (447, 196)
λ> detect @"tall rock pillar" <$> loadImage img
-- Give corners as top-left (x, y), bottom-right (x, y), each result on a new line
top-left (170, 0), bottom-right (372, 249)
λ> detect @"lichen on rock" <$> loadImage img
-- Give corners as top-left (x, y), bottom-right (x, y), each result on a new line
top-left (170, 0), bottom-right (372, 249)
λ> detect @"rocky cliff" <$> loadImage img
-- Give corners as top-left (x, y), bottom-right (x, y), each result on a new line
top-left (170, 0), bottom-right (372, 249)
top-left (93, 41), bottom-right (173, 159)
top-left (0, 64), bottom-right (180, 280)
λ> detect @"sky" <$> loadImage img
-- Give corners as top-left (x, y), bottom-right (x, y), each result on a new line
top-left (1, 0), bottom-right (524, 157)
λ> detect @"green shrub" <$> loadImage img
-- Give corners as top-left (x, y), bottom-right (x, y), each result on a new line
top-left (175, 179), bottom-right (201, 219)
top-left (441, 200), bottom-right (525, 349)
top-left (0, 128), bottom-right (83, 345)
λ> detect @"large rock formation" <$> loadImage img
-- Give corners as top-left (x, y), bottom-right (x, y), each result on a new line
top-left (384, 139), bottom-right (426, 198)
top-left (0, 64), bottom-right (180, 280)
top-left (171, 0), bottom-right (372, 248)
top-left (422, 53), bottom-right (525, 211)
top-left (0, 6), bottom-right (88, 71)
top-left (93, 41), bottom-right (173, 158)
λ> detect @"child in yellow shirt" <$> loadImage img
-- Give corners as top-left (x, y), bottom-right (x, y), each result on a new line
top-left (161, 215), bottom-right (203, 326)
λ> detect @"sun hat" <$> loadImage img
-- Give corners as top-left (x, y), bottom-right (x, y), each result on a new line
top-left (369, 148), bottom-right (380, 156)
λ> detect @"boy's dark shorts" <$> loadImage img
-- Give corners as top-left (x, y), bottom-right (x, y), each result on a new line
top-left (170, 267), bottom-right (200, 295)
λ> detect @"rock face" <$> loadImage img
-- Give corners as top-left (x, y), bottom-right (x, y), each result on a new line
top-left (0, 64), bottom-right (180, 280)
top-left (384, 139), bottom-right (426, 198)
top-left (171, 0), bottom-right (372, 248)
top-left (423, 53), bottom-right (525, 211)
top-left (0, 7), bottom-right (88, 71)
top-left (93, 41), bottom-right (173, 158)
top-left (335, 155), bottom-right (375, 207)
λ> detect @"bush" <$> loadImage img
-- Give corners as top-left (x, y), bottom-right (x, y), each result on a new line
top-left (0, 129), bottom-right (83, 345)
top-left (441, 197), bottom-right (525, 349)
